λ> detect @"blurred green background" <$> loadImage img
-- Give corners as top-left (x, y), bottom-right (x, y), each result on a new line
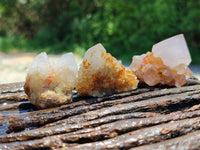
top-left (0, 0), bottom-right (200, 64)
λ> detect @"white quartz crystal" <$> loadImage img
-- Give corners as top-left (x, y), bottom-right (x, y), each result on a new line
top-left (24, 52), bottom-right (78, 108)
top-left (152, 34), bottom-right (191, 68)
top-left (52, 52), bottom-right (78, 91)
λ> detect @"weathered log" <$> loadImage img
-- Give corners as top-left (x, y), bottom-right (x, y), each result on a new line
top-left (0, 112), bottom-right (160, 142)
top-left (184, 78), bottom-right (200, 85)
top-left (0, 82), bottom-right (24, 94)
top-left (184, 103), bottom-right (200, 112)
top-left (0, 102), bottom-right (25, 111)
top-left (7, 86), bottom-right (200, 132)
top-left (1, 117), bottom-right (200, 150)
top-left (131, 130), bottom-right (200, 150)
top-left (0, 92), bottom-right (28, 102)
top-left (64, 117), bottom-right (200, 150)
top-left (2, 109), bottom-right (200, 144)
top-left (1, 80), bottom-right (200, 150)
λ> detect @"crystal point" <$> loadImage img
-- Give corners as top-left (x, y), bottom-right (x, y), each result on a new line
top-left (152, 34), bottom-right (191, 68)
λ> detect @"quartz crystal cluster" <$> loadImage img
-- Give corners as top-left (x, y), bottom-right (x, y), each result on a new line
top-left (130, 34), bottom-right (193, 87)
top-left (24, 52), bottom-right (78, 108)
top-left (24, 34), bottom-right (193, 108)
top-left (76, 43), bottom-right (138, 97)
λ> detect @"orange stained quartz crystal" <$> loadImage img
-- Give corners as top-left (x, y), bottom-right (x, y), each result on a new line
top-left (130, 34), bottom-right (193, 87)
top-left (76, 43), bottom-right (138, 97)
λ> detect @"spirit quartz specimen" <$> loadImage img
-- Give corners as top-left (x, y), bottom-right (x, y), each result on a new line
top-left (24, 52), bottom-right (78, 108)
top-left (76, 43), bottom-right (138, 97)
top-left (130, 34), bottom-right (193, 87)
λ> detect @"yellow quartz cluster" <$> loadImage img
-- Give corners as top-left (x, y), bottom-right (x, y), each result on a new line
top-left (76, 44), bottom-right (138, 97)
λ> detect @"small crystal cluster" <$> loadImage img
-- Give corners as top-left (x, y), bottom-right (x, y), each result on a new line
top-left (76, 43), bottom-right (138, 97)
top-left (130, 34), bottom-right (193, 87)
top-left (24, 52), bottom-right (78, 108)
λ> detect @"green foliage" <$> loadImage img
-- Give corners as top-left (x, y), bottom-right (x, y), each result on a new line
top-left (0, 0), bottom-right (200, 64)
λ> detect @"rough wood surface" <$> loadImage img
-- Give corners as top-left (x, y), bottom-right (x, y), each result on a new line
top-left (131, 130), bottom-right (200, 150)
top-left (0, 79), bottom-right (200, 150)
